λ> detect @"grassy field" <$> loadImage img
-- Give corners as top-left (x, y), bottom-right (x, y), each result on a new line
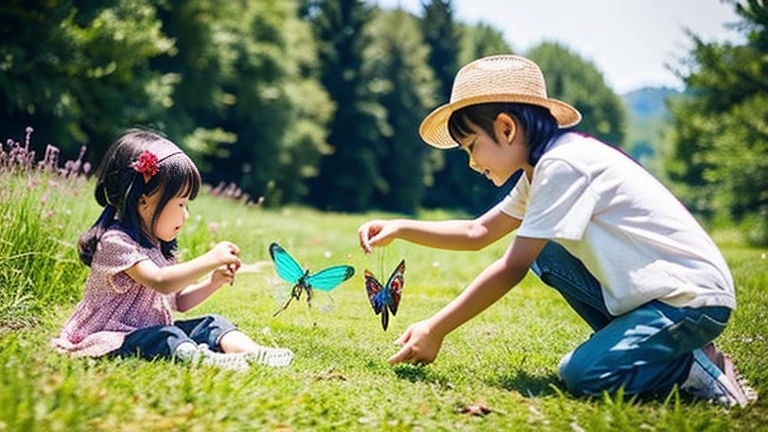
top-left (1, 170), bottom-right (767, 431)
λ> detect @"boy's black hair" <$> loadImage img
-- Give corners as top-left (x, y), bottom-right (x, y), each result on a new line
top-left (447, 103), bottom-right (569, 165)
top-left (78, 129), bottom-right (201, 266)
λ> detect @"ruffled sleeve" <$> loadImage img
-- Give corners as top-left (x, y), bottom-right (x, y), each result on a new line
top-left (93, 230), bottom-right (149, 293)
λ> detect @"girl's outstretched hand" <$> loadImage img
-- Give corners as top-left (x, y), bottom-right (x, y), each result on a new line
top-left (210, 263), bottom-right (238, 289)
top-left (358, 220), bottom-right (397, 254)
top-left (387, 320), bottom-right (444, 365)
top-left (209, 241), bottom-right (242, 268)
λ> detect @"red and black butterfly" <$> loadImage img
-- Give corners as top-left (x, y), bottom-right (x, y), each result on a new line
top-left (364, 259), bottom-right (405, 331)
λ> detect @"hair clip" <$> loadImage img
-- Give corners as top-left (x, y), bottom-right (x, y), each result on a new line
top-left (132, 150), bottom-right (159, 177)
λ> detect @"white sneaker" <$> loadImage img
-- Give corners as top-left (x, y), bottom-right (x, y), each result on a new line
top-left (243, 346), bottom-right (294, 367)
top-left (193, 344), bottom-right (250, 372)
top-left (681, 346), bottom-right (756, 407)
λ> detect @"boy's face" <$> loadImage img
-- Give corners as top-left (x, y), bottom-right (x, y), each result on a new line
top-left (456, 114), bottom-right (529, 186)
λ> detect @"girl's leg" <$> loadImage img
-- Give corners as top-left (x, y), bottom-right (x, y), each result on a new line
top-left (117, 323), bottom-right (246, 370)
top-left (531, 241), bottom-right (612, 331)
top-left (175, 314), bottom-right (294, 366)
top-left (118, 324), bottom-right (193, 360)
top-left (173, 314), bottom-right (237, 352)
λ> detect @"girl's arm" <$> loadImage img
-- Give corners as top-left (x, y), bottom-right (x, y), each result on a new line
top-left (125, 241), bottom-right (241, 295)
top-left (387, 235), bottom-right (547, 365)
top-left (358, 206), bottom-right (521, 253)
top-left (174, 264), bottom-right (237, 312)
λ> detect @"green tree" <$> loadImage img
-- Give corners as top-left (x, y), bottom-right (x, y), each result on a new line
top-left (0, 0), bottom-right (175, 162)
top-left (526, 42), bottom-right (626, 148)
top-left (666, 0), bottom-right (768, 245)
top-left (420, 0), bottom-right (500, 213)
top-left (366, 7), bottom-right (438, 214)
top-left (154, 0), bottom-right (331, 205)
top-left (457, 21), bottom-right (513, 67)
top-left (303, 0), bottom-right (386, 212)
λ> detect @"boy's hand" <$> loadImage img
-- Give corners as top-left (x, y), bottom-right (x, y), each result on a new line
top-left (358, 220), bottom-right (396, 254)
top-left (387, 320), bottom-right (444, 365)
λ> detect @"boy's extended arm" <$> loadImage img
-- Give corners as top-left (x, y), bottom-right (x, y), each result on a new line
top-left (359, 206), bottom-right (521, 252)
top-left (388, 235), bottom-right (547, 365)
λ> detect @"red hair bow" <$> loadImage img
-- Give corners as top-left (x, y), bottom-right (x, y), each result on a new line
top-left (132, 151), bottom-right (159, 177)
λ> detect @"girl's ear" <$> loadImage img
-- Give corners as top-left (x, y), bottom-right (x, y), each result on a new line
top-left (494, 112), bottom-right (517, 145)
top-left (139, 194), bottom-right (149, 212)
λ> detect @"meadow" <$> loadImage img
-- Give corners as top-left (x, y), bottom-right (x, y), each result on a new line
top-left (1, 168), bottom-right (767, 431)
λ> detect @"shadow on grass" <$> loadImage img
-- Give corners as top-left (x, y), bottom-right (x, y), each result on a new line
top-left (489, 369), bottom-right (563, 397)
top-left (392, 364), bottom-right (457, 390)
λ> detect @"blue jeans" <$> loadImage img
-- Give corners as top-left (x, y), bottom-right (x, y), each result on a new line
top-left (531, 242), bottom-right (730, 396)
top-left (115, 314), bottom-right (237, 360)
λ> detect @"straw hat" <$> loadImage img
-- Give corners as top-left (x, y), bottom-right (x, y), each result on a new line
top-left (419, 55), bottom-right (582, 149)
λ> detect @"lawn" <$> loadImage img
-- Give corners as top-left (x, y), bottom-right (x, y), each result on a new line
top-left (1, 172), bottom-right (767, 431)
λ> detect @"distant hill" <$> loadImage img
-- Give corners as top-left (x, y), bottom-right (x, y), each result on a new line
top-left (623, 86), bottom-right (680, 120)
top-left (622, 87), bottom-right (681, 175)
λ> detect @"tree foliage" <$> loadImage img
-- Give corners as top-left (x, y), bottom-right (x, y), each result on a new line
top-left (366, 8), bottom-right (438, 214)
top-left (1, 0), bottom-right (643, 215)
top-left (526, 42), bottom-right (627, 148)
top-left (0, 0), bottom-right (175, 162)
top-left (666, 0), bottom-right (768, 245)
top-left (457, 21), bottom-right (512, 67)
top-left (303, 0), bottom-right (386, 212)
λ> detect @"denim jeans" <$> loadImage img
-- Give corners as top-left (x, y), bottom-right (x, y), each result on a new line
top-left (531, 242), bottom-right (731, 396)
top-left (115, 314), bottom-right (237, 360)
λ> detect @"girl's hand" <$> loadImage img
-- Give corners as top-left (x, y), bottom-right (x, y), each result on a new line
top-left (209, 241), bottom-right (242, 268)
top-left (210, 263), bottom-right (237, 289)
top-left (358, 220), bottom-right (397, 254)
top-left (387, 320), bottom-right (444, 365)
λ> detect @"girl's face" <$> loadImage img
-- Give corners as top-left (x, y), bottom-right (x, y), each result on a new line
top-left (457, 113), bottom-right (530, 186)
top-left (140, 189), bottom-right (190, 243)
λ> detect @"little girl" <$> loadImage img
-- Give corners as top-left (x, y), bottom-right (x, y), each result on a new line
top-left (51, 129), bottom-right (293, 370)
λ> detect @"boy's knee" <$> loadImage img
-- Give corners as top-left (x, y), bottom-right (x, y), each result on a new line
top-left (558, 350), bottom-right (606, 396)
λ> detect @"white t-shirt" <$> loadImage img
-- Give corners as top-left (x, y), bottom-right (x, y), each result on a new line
top-left (498, 132), bottom-right (735, 316)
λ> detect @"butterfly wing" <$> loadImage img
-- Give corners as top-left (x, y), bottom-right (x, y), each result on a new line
top-left (269, 243), bottom-right (305, 284)
top-left (306, 265), bottom-right (355, 291)
top-left (364, 270), bottom-right (385, 315)
top-left (384, 259), bottom-right (406, 316)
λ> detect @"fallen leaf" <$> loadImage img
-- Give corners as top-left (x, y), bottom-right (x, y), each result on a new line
top-left (459, 400), bottom-right (491, 416)
top-left (315, 370), bottom-right (347, 381)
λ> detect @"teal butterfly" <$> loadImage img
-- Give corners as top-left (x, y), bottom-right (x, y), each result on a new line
top-left (269, 242), bottom-right (355, 316)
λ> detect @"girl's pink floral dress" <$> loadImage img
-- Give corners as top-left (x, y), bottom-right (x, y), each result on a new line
top-left (51, 230), bottom-right (178, 358)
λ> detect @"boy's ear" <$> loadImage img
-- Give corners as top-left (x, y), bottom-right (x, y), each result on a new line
top-left (495, 113), bottom-right (517, 144)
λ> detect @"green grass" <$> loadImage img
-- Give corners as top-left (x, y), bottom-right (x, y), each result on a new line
top-left (1, 172), bottom-right (767, 431)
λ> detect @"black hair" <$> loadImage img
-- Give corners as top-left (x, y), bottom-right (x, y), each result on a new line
top-left (78, 129), bottom-right (201, 266)
top-left (447, 103), bottom-right (569, 165)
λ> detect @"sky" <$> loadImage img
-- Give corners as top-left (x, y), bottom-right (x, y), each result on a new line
top-left (373, 0), bottom-right (743, 94)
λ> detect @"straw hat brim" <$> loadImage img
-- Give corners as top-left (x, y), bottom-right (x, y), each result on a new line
top-left (419, 94), bottom-right (582, 149)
